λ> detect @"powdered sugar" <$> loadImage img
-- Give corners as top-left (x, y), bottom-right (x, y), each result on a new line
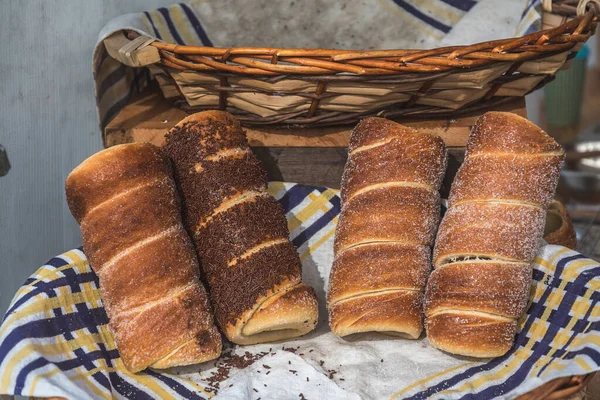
top-left (331, 118), bottom-right (446, 338)
top-left (425, 112), bottom-right (564, 357)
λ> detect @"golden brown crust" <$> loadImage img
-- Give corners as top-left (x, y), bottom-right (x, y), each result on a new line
top-left (110, 285), bottom-right (219, 372)
top-left (164, 111), bottom-right (319, 345)
top-left (424, 262), bottom-right (531, 318)
top-left (329, 118), bottom-right (446, 339)
top-left (433, 202), bottom-right (546, 267)
top-left (426, 112), bottom-right (563, 358)
top-left (342, 121), bottom-right (446, 201)
top-left (329, 290), bottom-right (423, 339)
top-left (97, 231), bottom-right (200, 316)
top-left (544, 200), bottom-right (577, 250)
top-left (334, 186), bottom-right (440, 254)
top-left (80, 180), bottom-right (180, 269)
top-left (426, 311), bottom-right (517, 358)
top-left (66, 143), bottom-right (171, 223)
top-left (150, 327), bottom-right (222, 370)
top-left (448, 155), bottom-right (563, 208)
top-left (466, 112), bottom-right (563, 156)
top-left (65, 143), bottom-right (221, 372)
top-left (348, 117), bottom-right (446, 161)
top-left (328, 243), bottom-right (430, 305)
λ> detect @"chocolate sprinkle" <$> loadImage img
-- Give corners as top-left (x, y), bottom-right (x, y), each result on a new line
top-left (164, 119), bottom-right (259, 224)
top-left (282, 346), bottom-right (299, 354)
top-left (208, 241), bottom-right (301, 327)
top-left (203, 349), bottom-right (269, 394)
top-left (164, 116), bottom-right (306, 328)
top-left (178, 156), bottom-right (267, 224)
top-left (195, 194), bottom-right (290, 269)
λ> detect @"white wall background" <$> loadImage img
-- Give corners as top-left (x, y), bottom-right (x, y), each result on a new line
top-left (0, 0), bottom-right (177, 317)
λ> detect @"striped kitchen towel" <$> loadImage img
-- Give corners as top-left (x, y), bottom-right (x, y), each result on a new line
top-left (0, 182), bottom-right (599, 399)
top-left (93, 0), bottom-right (544, 140)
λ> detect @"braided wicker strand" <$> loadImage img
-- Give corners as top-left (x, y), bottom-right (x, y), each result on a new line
top-left (101, 9), bottom-right (596, 127)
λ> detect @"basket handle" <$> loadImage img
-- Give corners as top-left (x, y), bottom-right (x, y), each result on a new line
top-left (544, 0), bottom-right (600, 16)
top-left (103, 31), bottom-right (160, 67)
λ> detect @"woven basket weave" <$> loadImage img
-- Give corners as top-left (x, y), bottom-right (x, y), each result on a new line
top-left (103, 1), bottom-right (598, 128)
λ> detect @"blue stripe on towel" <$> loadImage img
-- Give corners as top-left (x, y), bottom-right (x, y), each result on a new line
top-left (107, 371), bottom-right (155, 399)
top-left (278, 185), bottom-right (319, 214)
top-left (292, 196), bottom-right (340, 248)
top-left (146, 369), bottom-right (208, 400)
top-left (157, 7), bottom-right (186, 45)
top-left (14, 349), bottom-right (119, 394)
top-left (179, 3), bottom-right (213, 46)
top-left (0, 307), bottom-right (109, 365)
top-left (97, 64), bottom-right (126, 102)
top-left (391, 0), bottom-right (452, 33)
top-left (521, 0), bottom-right (538, 18)
top-left (143, 11), bottom-right (163, 40)
top-left (537, 296), bottom-right (599, 376)
top-left (439, 0), bottom-right (477, 12)
top-left (4, 272), bottom-right (99, 320)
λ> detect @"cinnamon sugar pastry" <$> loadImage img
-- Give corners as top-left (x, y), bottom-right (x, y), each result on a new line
top-left (424, 112), bottom-right (564, 357)
top-left (66, 143), bottom-right (222, 372)
top-left (328, 118), bottom-right (447, 338)
top-left (164, 111), bottom-right (318, 345)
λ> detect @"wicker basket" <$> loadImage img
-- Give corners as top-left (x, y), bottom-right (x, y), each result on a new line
top-left (103, 1), bottom-right (597, 128)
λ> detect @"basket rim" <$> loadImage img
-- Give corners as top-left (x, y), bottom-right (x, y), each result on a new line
top-left (100, 6), bottom-right (597, 126)
top-left (515, 372), bottom-right (596, 400)
top-left (132, 10), bottom-right (597, 76)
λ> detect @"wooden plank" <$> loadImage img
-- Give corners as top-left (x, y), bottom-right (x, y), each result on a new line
top-left (253, 147), bottom-right (348, 189)
top-left (104, 86), bottom-right (527, 149)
